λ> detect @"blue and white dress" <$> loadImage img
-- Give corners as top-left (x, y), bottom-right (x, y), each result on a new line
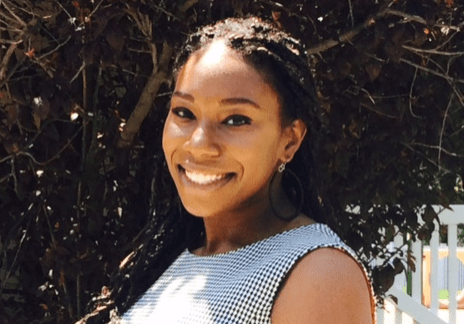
top-left (120, 223), bottom-right (376, 324)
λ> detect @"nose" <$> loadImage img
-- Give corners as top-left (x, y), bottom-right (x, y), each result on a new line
top-left (183, 123), bottom-right (220, 158)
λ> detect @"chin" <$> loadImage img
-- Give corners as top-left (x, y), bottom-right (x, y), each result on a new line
top-left (190, 207), bottom-right (221, 218)
top-left (180, 200), bottom-right (225, 219)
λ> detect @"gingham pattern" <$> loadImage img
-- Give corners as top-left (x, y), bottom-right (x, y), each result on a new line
top-left (121, 223), bottom-right (373, 324)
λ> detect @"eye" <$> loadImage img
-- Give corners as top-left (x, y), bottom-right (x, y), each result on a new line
top-left (172, 107), bottom-right (195, 120)
top-left (223, 115), bottom-right (251, 126)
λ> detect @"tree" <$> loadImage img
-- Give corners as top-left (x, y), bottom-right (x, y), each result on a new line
top-left (0, 0), bottom-right (463, 323)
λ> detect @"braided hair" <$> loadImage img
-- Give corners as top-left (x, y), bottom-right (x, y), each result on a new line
top-left (77, 17), bottom-right (329, 324)
top-left (175, 17), bottom-right (326, 223)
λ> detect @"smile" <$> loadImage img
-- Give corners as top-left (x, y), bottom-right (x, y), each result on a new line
top-left (184, 170), bottom-right (226, 185)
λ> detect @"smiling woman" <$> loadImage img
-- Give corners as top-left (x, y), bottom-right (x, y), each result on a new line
top-left (77, 17), bottom-right (376, 324)
top-left (163, 40), bottom-right (298, 225)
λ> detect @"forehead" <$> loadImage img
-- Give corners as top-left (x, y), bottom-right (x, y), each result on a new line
top-left (175, 41), bottom-right (278, 104)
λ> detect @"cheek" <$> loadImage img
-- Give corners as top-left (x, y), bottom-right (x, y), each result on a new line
top-left (161, 124), bottom-right (170, 157)
top-left (232, 128), bottom-right (283, 170)
top-left (162, 117), bottom-right (184, 157)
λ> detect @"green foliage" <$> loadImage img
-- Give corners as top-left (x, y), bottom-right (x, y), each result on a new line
top-left (0, 0), bottom-right (463, 323)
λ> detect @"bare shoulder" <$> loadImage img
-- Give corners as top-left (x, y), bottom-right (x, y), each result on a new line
top-left (271, 247), bottom-right (374, 324)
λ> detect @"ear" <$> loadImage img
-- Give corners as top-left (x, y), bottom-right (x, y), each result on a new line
top-left (281, 119), bottom-right (307, 163)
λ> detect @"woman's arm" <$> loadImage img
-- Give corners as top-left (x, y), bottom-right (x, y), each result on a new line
top-left (271, 248), bottom-right (374, 324)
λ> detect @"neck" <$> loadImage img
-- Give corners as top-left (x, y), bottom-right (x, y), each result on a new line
top-left (193, 183), bottom-right (304, 256)
top-left (198, 207), bottom-right (280, 255)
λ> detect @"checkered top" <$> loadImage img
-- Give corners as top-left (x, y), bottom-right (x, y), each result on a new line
top-left (120, 223), bottom-right (374, 324)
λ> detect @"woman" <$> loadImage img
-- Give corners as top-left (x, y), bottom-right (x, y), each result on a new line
top-left (79, 17), bottom-right (376, 324)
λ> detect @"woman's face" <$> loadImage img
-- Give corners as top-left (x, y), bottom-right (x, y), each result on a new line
top-left (162, 41), bottom-right (296, 218)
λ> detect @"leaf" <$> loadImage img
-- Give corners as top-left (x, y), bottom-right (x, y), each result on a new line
top-left (30, 34), bottom-right (48, 52)
top-left (31, 97), bottom-right (50, 130)
top-left (417, 225), bottom-right (430, 241)
top-left (422, 205), bottom-right (437, 224)
top-left (0, 90), bottom-right (10, 104)
top-left (32, 112), bottom-right (41, 130)
top-left (5, 104), bottom-right (19, 129)
top-left (393, 257), bottom-right (404, 275)
top-left (377, 265), bottom-right (395, 292)
top-left (366, 61), bottom-right (382, 81)
top-left (407, 250), bottom-right (416, 272)
top-left (105, 25), bottom-right (124, 53)
top-left (384, 41), bottom-right (404, 63)
top-left (3, 138), bottom-right (20, 154)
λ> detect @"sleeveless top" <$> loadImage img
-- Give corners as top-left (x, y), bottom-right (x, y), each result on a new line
top-left (120, 223), bottom-right (376, 324)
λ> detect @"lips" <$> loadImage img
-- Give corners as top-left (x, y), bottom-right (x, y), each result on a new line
top-left (185, 169), bottom-right (226, 185)
top-left (178, 165), bottom-right (234, 187)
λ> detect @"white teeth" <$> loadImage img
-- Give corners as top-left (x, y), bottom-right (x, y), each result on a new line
top-left (184, 170), bottom-right (226, 185)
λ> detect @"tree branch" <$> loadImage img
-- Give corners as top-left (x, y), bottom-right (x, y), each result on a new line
top-left (116, 0), bottom-right (199, 147)
top-left (152, 3), bottom-right (181, 21)
top-left (438, 94), bottom-right (454, 170)
top-left (306, 5), bottom-right (461, 56)
top-left (38, 35), bottom-right (71, 60)
top-left (347, 0), bottom-right (354, 27)
top-left (408, 67), bottom-right (421, 118)
top-left (70, 61), bottom-right (86, 84)
top-left (307, 8), bottom-right (387, 55)
top-left (409, 142), bottom-right (461, 158)
top-left (1, 0), bottom-right (27, 27)
top-left (88, 0), bottom-right (105, 18)
top-left (399, 58), bottom-right (464, 84)
top-left (178, 0), bottom-right (199, 13)
top-left (400, 52), bottom-right (464, 107)
top-left (402, 143), bottom-right (453, 174)
top-left (118, 41), bottom-right (173, 147)
top-left (259, 0), bottom-right (314, 25)
top-left (383, 8), bottom-right (426, 25)
top-left (403, 45), bottom-right (464, 56)
top-left (360, 102), bottom-right (399, 119)
top-left (0, 39), bottom-right (22, 80)
top-left (0, 212), bottom-right (30, 297)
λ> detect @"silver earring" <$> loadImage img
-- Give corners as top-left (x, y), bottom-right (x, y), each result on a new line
top-left (278, 163), bottom-right (286, 173)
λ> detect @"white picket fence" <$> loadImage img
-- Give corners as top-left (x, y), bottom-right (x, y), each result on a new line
top-left (376, 205), bottom-right (464, 324)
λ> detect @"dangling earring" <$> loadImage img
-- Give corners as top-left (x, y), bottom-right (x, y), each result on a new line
top-left (269, 162), bottom-right (304, 220)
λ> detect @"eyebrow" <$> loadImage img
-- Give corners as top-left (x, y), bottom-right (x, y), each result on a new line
top-left (220, 98), bottom-right (260, 109)
top-left (172, 91), bottom-right (194, 101)
top-left (172, 91), bottom-right (260, 109)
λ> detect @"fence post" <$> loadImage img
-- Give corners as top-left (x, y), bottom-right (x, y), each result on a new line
top-left (430, 219), bottom-right (440, 315)
top-left (376, 305), bottom-right (385, 324)
top-left (448, 222), bottom-right (458, 324)
top-left (411, 238), bottom-right (422, 304)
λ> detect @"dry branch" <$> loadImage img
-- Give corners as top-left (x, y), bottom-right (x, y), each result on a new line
top-left (307, 6), bottom-right (459, 56)
top-left (153, 3), bottom-right (181, 21)
top-left (1, 0), bottom-right (27, 27)
top-left (178, 0), bottom-right (199, 13)
top-left (438, 94), bottom-right (454, 171)
top-left (118, 42), bottom-right (173, 147)
top-left (38, 35), bottom-right (71, 60)
top-left (410, 143), bottom-right (464, 157)
top-left (399, 58), bottom-right (464, 84)
top-left (383, 8), bottom-right (427, 25)
top-left (402, 143), bottom-right (452, 173)
top-left (0, 39), bottom-right (22, 80)
top-left (403, 45), bottom-right (464, 56)
top-left (307, 7), bottom-right (389, 55)
top-left (116, 0), bottom-right (202, 147)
